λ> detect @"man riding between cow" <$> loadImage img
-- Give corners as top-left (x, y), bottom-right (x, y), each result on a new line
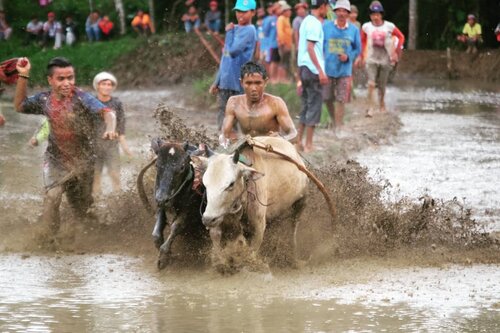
top-left (220, 61), bottom-right (297, 147)
top-left (14, 56), bottom-right (117, 235)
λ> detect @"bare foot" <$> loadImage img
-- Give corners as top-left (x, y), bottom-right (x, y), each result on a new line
top-left (380, 106), bottom-right (387, 112)
top-left (365, 108), bottom-right (374, 118)
top-left (303, 145), bottom-right (314, 153)
top-left (295, 142), bottom-right (304, 152)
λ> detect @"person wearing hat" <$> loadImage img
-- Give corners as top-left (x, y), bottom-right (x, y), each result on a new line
top-left (322, 0), bottom-right (360, 136)
top-left (205, 1), bottom-right (222, 34)
top-left (296, 0), bottom-right (329, 153)
top-left (209, 0), bottom-right (257, 130)
top-left (349, 4), bottom-right (360, 29)
top-left (92, 72), bottom-right (132, 194)
top-left (457, 14), bottom-right (482, 54)
top-left (277, 1), bottom-right (293, 82)
top-left (292, 2), bottom-right (309, 47)
top-left (360, 1), bottom-right (404, 115)
top-left (13, 57), bottom-right (117, 234)
top-left (42, 12), bottom-right (63, 49)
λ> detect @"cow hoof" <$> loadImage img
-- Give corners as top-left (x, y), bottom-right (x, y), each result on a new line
top-left (157, 250), bottom-right (173, 270)
top-left (153, 235), bottom-right (164, 250)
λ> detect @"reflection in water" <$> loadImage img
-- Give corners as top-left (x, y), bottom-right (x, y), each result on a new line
top-left (0, 254), bottom-right (498, 332)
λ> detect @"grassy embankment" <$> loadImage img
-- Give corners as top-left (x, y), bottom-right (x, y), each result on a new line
top-left (0, 37), bottom-right (142, 87)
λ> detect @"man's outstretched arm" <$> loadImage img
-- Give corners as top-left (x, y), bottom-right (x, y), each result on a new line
top-left (14, 57), bottom-right (31, 112)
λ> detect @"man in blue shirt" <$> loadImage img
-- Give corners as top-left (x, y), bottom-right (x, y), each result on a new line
top-left (262, 2), bottom-right (280, 82)
top-left (296, 0), bottom-right (329, 153)
top-left (322, 0), bottom-right (360, 135)
top-left (209, 0), bottom-right (257, 130)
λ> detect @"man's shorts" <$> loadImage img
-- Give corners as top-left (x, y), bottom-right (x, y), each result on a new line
top-left (299, 66), bottom-right (322, 126)
top-left (322, 76), bottom-right (352, 103)
top-left (270, 48), bottom-right (280, 62)
top-left (43, 155), bottom-right (94, 214)
top-left (366, 63), bottom-right (392, 91)
top-left (95, 143), bottom-right (120, 173)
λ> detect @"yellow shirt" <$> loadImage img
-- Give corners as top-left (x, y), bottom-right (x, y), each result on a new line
top-left (463, 23), bottom-right (481, 38)
top-left (277, 15), bottom-right (293, 49)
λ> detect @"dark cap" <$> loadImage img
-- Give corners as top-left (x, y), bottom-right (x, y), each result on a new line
top-left (310, 0), bottom-right (328, 8)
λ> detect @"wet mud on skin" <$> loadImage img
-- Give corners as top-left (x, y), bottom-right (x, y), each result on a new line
top-left (0, 82), bottom-right (499, 331)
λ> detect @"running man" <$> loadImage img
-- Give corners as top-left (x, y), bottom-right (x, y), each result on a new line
top-left (13, 57), bottom-right (117, 234)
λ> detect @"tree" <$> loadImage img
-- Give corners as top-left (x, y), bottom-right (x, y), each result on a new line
top-left (114, 0), bottom-right (126, 35)
top-left (148, 0), bottom-right (156, 32)
top-left (408, 0), bottom-right (418, 50)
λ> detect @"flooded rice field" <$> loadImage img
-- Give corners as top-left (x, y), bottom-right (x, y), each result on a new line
top-left (0, 81), bottom-right (499, 332)
top-left (356, 79), bottom-right (500, 231)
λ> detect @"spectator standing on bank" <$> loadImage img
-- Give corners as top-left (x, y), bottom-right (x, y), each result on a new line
top-left (277, 1), bottom-right (293, 82)
top-left (98, 15), bottom-right (114, 40)
top-left (85, 11), bottom-right (101, 42)
top-left (293, 2), bottom-right (309, 47)
top-left (131, 10), bottom-right (155, 35)
top-left (322, 0), bottom-right (360, 136)
top-left (42, 12), bottom-right (63, 49)
top-left (0, 10), bottom-right (12, 41)
top-left (349, 4), bottom-right (360, 28)
top-left (495, 23), bottom-right (500, 43)
top-left (261, 3), bottom-right (276, 72)
top-left (26, 16), bottom-right (44, 45)
top-left (205, 1), bottom-right (221, 34)
top-left (296, 0), bottom-right (329, 153)
top-left (457, 14), bottom-right (482, 54)
top-left (263, 2), bottom-right (280, 83)
top-left (360, 1), bottom-right (403, 115)
top-left (209, 0), bottom-right (257, 130)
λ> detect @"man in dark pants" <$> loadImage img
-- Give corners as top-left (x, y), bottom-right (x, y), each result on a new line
top-left (296, 0), bottom-right (329, 153)
top-left (13, 57), bottom-right (117, 234)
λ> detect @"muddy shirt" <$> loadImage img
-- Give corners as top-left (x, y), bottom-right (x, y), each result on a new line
top-left (20, 87), bottom-right (107, 169)
top-left (361, 21), bottom-right (396, 66)
top-left (94, 96), bottom-right (125, 154)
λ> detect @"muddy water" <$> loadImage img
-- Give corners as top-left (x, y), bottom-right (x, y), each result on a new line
top-left (355, 79), bottom-right (500, 231)
top-left (1, 85), bottom-right (499, 332)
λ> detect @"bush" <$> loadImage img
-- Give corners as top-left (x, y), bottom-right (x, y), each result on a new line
top-left (0, 37), bottom-right (142, 86)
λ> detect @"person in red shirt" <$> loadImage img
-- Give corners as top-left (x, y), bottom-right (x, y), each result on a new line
top-left (98, 15), bottom-right (114, 40)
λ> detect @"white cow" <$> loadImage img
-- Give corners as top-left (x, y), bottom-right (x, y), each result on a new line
top-left (201, 136), bottom-right (309, 262)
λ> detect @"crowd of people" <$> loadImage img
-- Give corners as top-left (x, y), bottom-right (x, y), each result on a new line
top-left (211, 0), bottom-right (406, 152)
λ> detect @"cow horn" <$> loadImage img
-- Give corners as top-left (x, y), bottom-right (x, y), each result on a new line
top-left (232, 151), bottom-right (240, 164)
top-left (136, 157), bottom-right (157, 215)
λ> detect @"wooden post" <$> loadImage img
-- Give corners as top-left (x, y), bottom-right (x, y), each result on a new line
top-left (408, 0), bottom-right (418, 50)
top-left (446, 47), bottom-right (453, 78)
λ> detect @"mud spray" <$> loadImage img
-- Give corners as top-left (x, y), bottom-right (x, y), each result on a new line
top-left (1, 105), bottom-right (498, 273)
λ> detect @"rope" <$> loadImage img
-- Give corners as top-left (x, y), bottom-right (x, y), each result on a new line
top-left (243, 137), bottom-right (337, 224)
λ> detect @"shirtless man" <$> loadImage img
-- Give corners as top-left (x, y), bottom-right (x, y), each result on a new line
top-left (220, 61), bottom-right (297, 146)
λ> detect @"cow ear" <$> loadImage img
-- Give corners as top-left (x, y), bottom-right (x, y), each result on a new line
top-left (242, 166), bottom-right (264, 181)
top-left (151, 137), bottom-right (164, 155)
top-left (232, 151), bottom-right (240, 164)
top-left (183, 141), bottom-right (190, 152)
top-left (205, 144), bottom-right (215, 157)
top-left (191, 155), bottom-right (209, 169)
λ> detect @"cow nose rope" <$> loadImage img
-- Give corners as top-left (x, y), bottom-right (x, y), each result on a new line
top-left (244, 136), bottom-right (337, 223)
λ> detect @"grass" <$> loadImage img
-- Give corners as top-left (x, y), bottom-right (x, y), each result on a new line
top-left (0, 37), bottom-right (143, 86)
